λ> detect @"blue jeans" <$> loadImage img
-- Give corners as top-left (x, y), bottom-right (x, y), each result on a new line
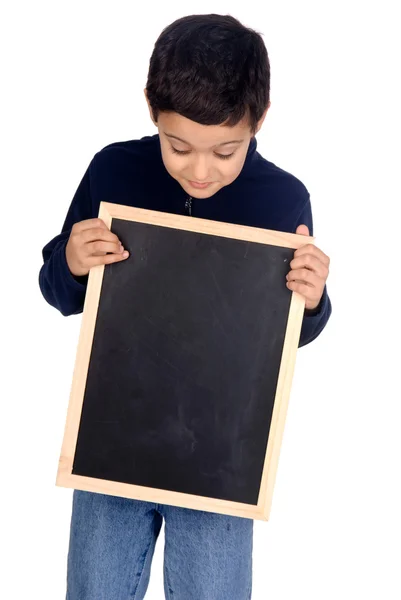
top-left (66, 490), bottom-right (253, 599)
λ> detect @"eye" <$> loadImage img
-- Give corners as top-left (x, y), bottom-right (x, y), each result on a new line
top-left (171, 146), bottom-right (191, 156)
top-left (214, 152), bottom-right (235, 160)
top-left (170, 146), bottom-right (235, 160)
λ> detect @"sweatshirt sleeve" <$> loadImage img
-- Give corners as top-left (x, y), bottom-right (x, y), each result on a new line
top-left (293, 194), bottom-right (332, 347)
top-left (38, 158), bottom-right (98, 316)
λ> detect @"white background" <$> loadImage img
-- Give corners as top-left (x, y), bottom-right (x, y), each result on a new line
top-left (2, 1), bottom-right (400, 598)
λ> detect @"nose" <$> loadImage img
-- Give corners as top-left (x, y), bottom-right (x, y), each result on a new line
top-left (191, 154), bottom-right (210, 182)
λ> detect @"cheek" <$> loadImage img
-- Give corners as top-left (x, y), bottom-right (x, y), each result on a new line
top-left (160, 148), bottom-right (183, 177)
top-left (218, 155), bottom-right (247, 183)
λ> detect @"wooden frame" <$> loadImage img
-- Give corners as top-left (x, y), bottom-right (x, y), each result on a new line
top-left (56, 201), bottom-right (314, 521)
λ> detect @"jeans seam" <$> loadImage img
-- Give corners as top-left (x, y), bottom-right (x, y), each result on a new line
top-left (131, 540), bottom-right (154, 600)
top-left (164, 560), bottom-right (173, 600)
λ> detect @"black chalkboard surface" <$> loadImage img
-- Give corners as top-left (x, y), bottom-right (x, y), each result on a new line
top-left (57, 202), bottom-right (310, 520)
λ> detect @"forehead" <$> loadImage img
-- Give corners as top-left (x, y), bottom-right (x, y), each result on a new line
top-left (157, 111), bottom-right (251, 148)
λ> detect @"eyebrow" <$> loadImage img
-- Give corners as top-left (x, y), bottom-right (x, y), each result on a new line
top-left (165, 133), bottom-right (244, 147)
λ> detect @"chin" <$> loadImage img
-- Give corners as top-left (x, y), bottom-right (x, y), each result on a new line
top-left (191, 189), bottom-right (218, 199)
top-left (181, 181), bottom-right (222, 199)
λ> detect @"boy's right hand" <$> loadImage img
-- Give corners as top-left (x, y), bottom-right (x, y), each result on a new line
top-left (66, 218), bottom-right (129, 277)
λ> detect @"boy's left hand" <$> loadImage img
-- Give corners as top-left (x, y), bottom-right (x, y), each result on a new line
top-left (286, 225), bottom-right (330, 311)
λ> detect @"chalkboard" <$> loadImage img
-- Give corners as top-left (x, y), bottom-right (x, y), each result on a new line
top-left (57, 202), bottom-right (312, 520)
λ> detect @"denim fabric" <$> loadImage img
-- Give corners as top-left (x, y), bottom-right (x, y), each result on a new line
top-left (66, 490), bottom-right (253, 599)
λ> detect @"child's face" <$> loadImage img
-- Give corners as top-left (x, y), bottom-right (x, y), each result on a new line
top-left (155, 111), bottom-right (257, 199)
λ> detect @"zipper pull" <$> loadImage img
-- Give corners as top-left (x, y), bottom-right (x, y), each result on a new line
top-left (185, 197), bottom-right (193, 216)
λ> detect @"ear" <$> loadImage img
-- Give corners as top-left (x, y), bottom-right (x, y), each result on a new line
top-left (254, 100), bottom-right (271, 134)
top-left (144, 88), bottom-right (157, 126)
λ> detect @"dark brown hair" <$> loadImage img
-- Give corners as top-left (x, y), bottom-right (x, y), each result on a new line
top-left (146, 14), bottom-right (270, 133)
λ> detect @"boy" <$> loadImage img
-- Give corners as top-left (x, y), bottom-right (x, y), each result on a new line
top-left (39, 14), bottom-right (332, 600)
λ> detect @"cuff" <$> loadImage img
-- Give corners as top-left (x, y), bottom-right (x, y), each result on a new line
top-left (304, 285), bottom-right (328, 317)
top-left (59, 240), bottom-right (89, 291)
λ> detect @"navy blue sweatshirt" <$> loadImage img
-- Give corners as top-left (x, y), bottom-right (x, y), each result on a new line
top-left (39, 135), bottom-right (331, 346)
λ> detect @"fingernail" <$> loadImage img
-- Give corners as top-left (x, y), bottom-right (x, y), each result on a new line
top-left (123, 251), bottom-right (129, 258)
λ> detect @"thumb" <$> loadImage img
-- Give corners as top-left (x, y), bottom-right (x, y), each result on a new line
top-left (296, 224), bottom-right (310, 236)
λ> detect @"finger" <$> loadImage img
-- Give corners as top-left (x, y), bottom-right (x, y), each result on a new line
top-left (289, 255), bottom-right (329, 279)
top-left (287, 268), bottom-right (323, 288)
top-left (286, 280), bottom-right (321, 303)
top-left (85, 240), bottom-right (124, 257)
top-left (295, 224), bottom-right (310, 236)
top-left (81, 228), bottom-right (121, 245)
top-left (294, 243), bottom-right (330, 266)
top-left (72, 218), bottom-right (108, 233)
top-left (87, 250), bottom-right (130, 269)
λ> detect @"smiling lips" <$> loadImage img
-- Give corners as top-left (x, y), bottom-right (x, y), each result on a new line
top-left (188, 181), bottom-right (213, 189)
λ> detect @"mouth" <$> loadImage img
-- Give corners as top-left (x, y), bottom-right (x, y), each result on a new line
top-left (188, 180), bottom-right (213, 190)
